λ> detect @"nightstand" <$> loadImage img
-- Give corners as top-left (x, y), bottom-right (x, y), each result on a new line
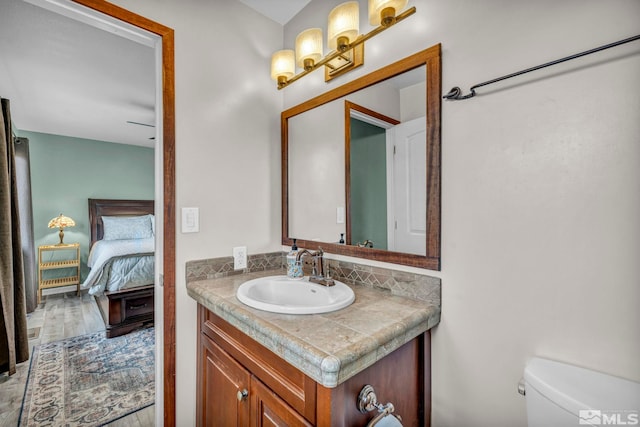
top-left (37, 243), bottom-right (81, 304)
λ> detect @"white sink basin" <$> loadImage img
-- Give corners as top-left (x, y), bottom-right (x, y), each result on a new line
top-left (236, 275), bottom-right (355, 314)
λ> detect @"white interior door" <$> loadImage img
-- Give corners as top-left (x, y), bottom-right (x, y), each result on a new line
top-left (388, 116), bottom-right (426, 255)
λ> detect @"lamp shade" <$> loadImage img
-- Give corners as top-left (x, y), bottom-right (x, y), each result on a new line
top-left (48, 214), bottom-right (76, 229)
top-left (48, 213), bottom-right (75, 244)
top-left (270, 49), bottom-right (295, 83)
top-left (368, 0), bottom-right (408, 25)
top-left (295, 28), bottom-right (323, 70)
top-left (328, 1), bottom-right (360, 51)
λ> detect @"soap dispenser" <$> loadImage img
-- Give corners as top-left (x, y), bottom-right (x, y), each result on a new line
top-left (286, 239), bottom-right (303, 279)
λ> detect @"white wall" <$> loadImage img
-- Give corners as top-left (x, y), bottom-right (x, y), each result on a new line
top-left (107, 0), bottom-right (640, 425)
top-left (400, 81), bottom-right (426, 122)
top-left (285, 1), bottom-right (640, 426)
top-left (108, 1), bottom-right (283, 425)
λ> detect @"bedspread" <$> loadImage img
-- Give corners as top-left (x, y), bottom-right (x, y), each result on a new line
top-left (82, 238), bottom-right (155, 295)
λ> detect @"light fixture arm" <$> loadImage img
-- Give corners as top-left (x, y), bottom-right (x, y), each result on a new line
top-left (277, 6), bottom-right (416, 89)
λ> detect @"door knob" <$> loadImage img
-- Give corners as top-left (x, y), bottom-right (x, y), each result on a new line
top-left (237, 389), bottom-right (248, 401)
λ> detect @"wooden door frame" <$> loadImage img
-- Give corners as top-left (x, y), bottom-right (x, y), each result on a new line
top-left (71, 1), bottom-right (176, 425)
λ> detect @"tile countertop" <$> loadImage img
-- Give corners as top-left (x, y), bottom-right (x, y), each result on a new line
top-left (186, 268), bottom-right (441, 388)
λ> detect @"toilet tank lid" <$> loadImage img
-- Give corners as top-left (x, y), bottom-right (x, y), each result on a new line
top-left (524, 357), bottom-right (640, 416)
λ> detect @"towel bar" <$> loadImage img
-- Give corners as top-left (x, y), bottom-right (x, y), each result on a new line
top-left (357, 384), bottom-right (403, 426)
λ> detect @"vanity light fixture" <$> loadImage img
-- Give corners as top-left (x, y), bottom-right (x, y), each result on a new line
top-left (270, 49), bottom-right (295, 88)
top-left (327, 1), bottom-right (360, 52)
top-left (270, 0), bottom-right (416, 89)
top-left (369, 0), bottom-right (408, 27)
top-left (296, 28), bottom-right (323, 70)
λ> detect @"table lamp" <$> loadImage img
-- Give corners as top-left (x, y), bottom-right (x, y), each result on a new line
top-left (48, 214), bottom-right (76, 245)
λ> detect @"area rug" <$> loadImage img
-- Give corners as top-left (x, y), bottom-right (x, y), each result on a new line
top-left (19, 327), bottom-right (155, 427)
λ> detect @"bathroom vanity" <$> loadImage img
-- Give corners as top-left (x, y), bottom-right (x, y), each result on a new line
top-left (187, 267), bottom-right (441, 426)
top-left (187, 43), bottom-right (443, 426)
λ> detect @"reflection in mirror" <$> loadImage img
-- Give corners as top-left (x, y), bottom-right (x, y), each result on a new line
top-left (345, 66), bottom-right (426, 256)
top-left (289, 102), bottom-right (344, 242)
top-left (282, 45), bottom-right (441, 269)
top-left (348, 103), bottom-right (400, 252)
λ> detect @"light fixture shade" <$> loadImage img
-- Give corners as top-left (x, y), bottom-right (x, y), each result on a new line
top-left (48, 214), bottom-right (76, 229)
top-left (368, 0), bottom-right (408, 25)
top-left (48, 213), bottom-right (75, 244)
top-left (328, 1), bottom-right (360, 51)
top-left (270, 49), bottom-right (295, 81)
top-left (295, 28), bottom-right (323, 69)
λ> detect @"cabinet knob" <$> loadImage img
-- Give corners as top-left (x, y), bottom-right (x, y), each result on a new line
top-left (236, 389), bottom-right (248, 402)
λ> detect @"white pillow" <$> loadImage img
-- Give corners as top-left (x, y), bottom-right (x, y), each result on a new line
top-left (102, 215), bottom-right (153, 240)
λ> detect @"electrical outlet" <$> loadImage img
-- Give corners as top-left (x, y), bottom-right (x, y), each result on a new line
top-left (233, 246), bottom-right (247, 270)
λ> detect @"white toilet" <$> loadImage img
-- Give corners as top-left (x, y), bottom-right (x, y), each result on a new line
top-left (523, 357), bottom-right (640, 427)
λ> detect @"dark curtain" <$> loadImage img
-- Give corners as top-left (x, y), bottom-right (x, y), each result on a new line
top-left (0, 98), bottom-right (29, 375)
top-left (14, 137), bottom-right (37, 313)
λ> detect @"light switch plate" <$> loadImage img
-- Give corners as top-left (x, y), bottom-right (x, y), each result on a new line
top-left (336, 206), bottom-right (345, 224)
top-left (181, 207), bottom-right (199, 233)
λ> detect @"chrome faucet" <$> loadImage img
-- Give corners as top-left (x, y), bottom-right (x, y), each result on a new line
top-left (358, 240), bottom-right (374, 248)
top-left (295, 247), bottom-right (335, 287)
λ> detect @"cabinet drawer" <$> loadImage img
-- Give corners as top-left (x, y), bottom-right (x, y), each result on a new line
top-left (199, 306), bottom-right (316, 424)
top-left (105, 287), bottom-right (154, 324)
top-left (122, 293), bottom-right (154, 320)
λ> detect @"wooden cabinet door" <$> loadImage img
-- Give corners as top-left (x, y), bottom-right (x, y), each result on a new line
top-left (199, 335), bottom-right (251, 427)
top-left (251, 376), bottom-right (313, 427)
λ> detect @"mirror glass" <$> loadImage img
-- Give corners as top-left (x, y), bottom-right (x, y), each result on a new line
top-left (282, 46), bottom-right (441, 270)
top-left (289, 67), bottom-right (425, 254)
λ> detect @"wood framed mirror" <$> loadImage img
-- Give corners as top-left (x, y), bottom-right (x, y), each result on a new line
top-left (282, 44), bottom-right (441, 270)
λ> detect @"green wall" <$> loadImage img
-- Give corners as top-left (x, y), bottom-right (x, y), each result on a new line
top-left (18, 130), bottom-right (155, 280)
top-left (350, 119), bottom-right (387, 250)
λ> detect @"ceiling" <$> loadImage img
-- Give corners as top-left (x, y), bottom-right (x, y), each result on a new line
top-left (0, 0), bottom-right (310, 148)
top-left (237, 0), bottom-right (311, 25)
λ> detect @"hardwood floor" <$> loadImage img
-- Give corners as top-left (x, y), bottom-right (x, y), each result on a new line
top-left (0, 291), bottom-right (155, 427)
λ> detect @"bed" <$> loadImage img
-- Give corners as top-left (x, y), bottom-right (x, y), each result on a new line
top-left (85, 198), bottom-right (155, 338)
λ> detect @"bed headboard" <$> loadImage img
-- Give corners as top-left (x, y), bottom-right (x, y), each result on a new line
top-left (88, 199), bottom-right (154, 249)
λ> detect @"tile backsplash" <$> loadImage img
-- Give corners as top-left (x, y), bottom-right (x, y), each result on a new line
top-left (325, 259), bottom-right (441, 305)
top-left (186, 251), bottom-right (440, 304)
top-left (185, 251), bottom-right (284, 282)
